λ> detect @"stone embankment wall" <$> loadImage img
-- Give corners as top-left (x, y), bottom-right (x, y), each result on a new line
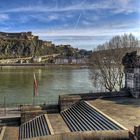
top-left (21, 106), bottom-right (46, 124)
top-left (59, 95), bottom-right (82, 111)
top-left (20, 105), bottom-right (59, 124)
top-left (21, 110), bottom-right (47, 124)
top-left (59, 91), bottom-right (130, 111)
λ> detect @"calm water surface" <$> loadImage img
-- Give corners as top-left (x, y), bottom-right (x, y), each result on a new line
top-left (0, 67), bottom-right (98, 105)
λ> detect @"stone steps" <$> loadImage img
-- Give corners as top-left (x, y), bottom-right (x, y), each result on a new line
top-left (19, 114), bottom-right (51, 140)
top-left (61, 100), bottom-right (125, 132)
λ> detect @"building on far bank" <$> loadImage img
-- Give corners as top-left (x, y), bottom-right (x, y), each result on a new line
top-left (32, 56), bottom-right (42, 63)
top-left (54, 58), bottom-right (88, 64)
top-left (122, 51), bottom-right (140, 98)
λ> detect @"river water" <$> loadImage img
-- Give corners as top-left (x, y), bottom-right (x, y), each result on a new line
top-left (0, 67), bottom-right (100, 105)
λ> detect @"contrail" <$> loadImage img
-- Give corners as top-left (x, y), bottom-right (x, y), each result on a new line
top-left (73, 0), bottom-right (86, 31)
top-left (69, 0), bottom-right (87, 48)
top-left (74, 13), bottom-right (82, 31)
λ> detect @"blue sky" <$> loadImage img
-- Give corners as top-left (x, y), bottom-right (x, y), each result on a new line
top-left (0, 0), bottom-right (139, 50)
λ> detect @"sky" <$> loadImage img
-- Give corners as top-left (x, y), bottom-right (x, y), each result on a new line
top-left (0, 0), bottom-right (140, 50)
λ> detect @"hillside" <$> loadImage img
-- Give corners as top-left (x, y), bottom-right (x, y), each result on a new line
top-left (0, 31), bottom-right (92, 59)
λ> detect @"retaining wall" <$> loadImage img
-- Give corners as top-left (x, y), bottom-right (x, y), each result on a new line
top-left (23, 130), bottom-right (129, 140)
top-left (59, 91), bottom-right (130, 111)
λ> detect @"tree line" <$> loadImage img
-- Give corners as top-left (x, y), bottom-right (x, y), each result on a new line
top-left (90, 33), bottom-right (139, 92)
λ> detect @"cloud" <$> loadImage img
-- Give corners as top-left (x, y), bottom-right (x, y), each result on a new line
top-left (48, 15), bottom-right (59, 21)
top-left (0, 0), bottom-right (139, 50)
top-left (35, 29), bottom-right (139, 38)
top-left (0, 0), bottom-right (139, 14)
top-left (0, 14), bottom-right (9, 21)
top-left (31, 19), bottom-right (140, 50)
top-left (32, 20), bottom-right (140, 37)
top-left (5, 19), bottom-right (138, 50)
top-left (24, 13), bottom-right (73, 24)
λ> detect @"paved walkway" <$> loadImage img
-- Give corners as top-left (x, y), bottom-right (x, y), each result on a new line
top-left (2, 126), bottom-right (19, 140)
top-left (88, 97), bottom-right (140, 131)
top-left (48, 113), bottom-right (70, 134)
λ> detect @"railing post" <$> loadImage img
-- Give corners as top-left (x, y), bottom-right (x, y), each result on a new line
top-left (3, 96), bottom-right (6, 116)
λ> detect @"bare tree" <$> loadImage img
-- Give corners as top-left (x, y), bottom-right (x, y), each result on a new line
top-left (90, 34), bottom-right (139, 92)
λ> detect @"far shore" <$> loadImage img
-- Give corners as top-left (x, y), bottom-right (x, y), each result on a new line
top-left (0, 63), bottom-right (90, 69)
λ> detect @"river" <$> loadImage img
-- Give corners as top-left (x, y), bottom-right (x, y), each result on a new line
top-left (0, 66), bottom-right (101, 105)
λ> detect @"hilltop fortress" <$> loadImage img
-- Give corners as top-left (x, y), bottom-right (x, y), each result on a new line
top-left (0, 31), bottom-right (38, 40)
top-left (0, 31), bottom-right (91, 64)
top-left (0, 31), bottom-right (52, 48)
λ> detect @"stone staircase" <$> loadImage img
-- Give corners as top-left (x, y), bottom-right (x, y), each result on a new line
top-left (19, 114), bottom-right (51, 140)
top-left (61, 100), bottom-right (125, 132)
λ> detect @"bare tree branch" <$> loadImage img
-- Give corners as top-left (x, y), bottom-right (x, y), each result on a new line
top-left (90, 34), bottom-right (139, 92)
